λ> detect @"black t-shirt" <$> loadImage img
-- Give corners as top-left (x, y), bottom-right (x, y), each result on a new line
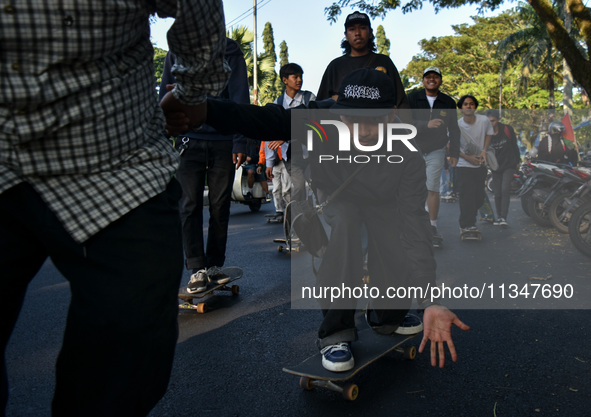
top-left (489, 123), bottom-right (521, 171)
top-left (316, 52), bottom-right (408, 110)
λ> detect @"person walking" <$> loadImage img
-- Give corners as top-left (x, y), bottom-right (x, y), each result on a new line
top-left (1, 1), bottom-right (229, 415)
top-left (408, 67), bottom-right (460, 246)
top-left (456, 95), bottom-right (494, 235)
top-left (485, 109), bottom-right (521, 227)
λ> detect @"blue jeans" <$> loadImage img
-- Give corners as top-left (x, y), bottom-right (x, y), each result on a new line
top-left (176, 139), bottom-right (235, 270)
top-left (0, 181), bottom-right (183, 416)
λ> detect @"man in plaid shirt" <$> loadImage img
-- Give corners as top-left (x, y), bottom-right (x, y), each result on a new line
top-left (0, 1), bottom-right (229, 414)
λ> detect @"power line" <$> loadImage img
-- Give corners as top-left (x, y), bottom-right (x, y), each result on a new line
top-left (225, 0), bottom-right (274, 28)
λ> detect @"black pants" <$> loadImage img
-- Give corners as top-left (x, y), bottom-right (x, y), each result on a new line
top-left (457, 166), bottom-right (488, 228)
top-left (176, 139), bottom-right (235, 270)
top-left (492, 168), bottom-right (515, 219)
top-left (0, 182), bottom-right (183, 416)
top-left (316, 200), bottom-right (411, 348)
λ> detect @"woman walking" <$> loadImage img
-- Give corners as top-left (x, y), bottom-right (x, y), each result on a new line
top-left (485, 110), bottom-right (521, 226)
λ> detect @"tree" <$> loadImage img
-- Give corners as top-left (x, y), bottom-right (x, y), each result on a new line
top-left (260, 22), bottom-right (279, 104)
top-left (279, 41), bottom-right (289, 68)
top-left (375, 25), bottom-right (391, 55)
top-left (153, 46), bottom-right (167, 95)
top-left (402, 11), bottom-right (555, 137)
top-left (497, 2), bottom-right (561, 109)
top-left (324, 0), bottom-right (591, 98)
top-left (227, 25), bottom-right (278, 105)
top-left (275, 41), bottom-right (290, 95)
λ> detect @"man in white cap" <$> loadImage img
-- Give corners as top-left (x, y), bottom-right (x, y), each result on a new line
top-left (408, 66), bottom-right (461, 247)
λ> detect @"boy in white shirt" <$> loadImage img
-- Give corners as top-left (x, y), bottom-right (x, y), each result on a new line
top-left (456, 95), bottom-right (494, 234)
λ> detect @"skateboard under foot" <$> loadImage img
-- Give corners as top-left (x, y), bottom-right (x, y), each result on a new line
top-left (178, 267), bottom-right (243, 314)
top-left (460, 229), bottom-right (482, 241)
top-left (283, 329), bottom-right (417, 401)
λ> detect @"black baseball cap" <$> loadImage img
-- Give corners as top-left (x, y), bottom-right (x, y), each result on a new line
top-left (330, 68), bottom-right (397, 116)
top-left (344, 11), bottom-right (371, 29)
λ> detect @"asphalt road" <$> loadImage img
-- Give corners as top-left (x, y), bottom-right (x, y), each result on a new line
top-left (5, 193), bottom-right (591, 417)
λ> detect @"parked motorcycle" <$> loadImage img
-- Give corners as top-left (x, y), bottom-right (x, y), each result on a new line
top-left (518, 161), bottom-right (579, 226)
top-left (231, 165), bottom-right (270, 212)
top-left (548, 166), bottom-right (591, 233)
top-left (568, 199), bottom-right (591, 258)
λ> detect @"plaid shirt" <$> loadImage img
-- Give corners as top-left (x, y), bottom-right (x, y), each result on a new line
top-left (0, 0), bottom-right (230, 243)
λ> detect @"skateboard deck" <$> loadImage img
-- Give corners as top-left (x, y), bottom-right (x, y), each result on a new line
top-left (178, 266), bottom-right (243, 313)
top-left (283, 329), bottom-right (417, 401)
top-left (460, 230), bottom-right (482, 241)
top-left (265, 213), bottom-right (283, 223)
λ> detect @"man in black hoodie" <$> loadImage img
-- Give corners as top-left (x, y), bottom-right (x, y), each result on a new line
top-left (159, 38), bottom-right (247, 294)
top-left (195, 69), bottom-right (470, 373)
top-left (407, 67), bottom-right (460, 247)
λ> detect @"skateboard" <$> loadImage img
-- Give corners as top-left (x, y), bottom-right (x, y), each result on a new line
top-left (265, 213), bottom-right (283, 223)
top-left (273, 237), bottom-right (302, 253)
top-left (283, 329), bottom-right (417, 401)
top-left (178, 266), bottom-right (243, 314)
top-left (460, 229), bottom-right (482, 241)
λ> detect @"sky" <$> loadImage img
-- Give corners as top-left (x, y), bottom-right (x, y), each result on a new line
top-left (150, 0), bottom-right (511, 95)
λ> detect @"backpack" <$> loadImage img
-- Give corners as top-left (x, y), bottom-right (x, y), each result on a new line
top-left (504, 124), bottom-right (514, 141)
top-left (276, 90), bottom-right (313, 107)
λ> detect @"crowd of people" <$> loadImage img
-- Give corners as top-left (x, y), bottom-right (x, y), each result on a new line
top-left (2, 2), bottom-right (582, 416)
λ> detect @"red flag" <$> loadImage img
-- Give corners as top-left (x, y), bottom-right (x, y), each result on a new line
top-left (561, 113), bottom-right (576, 141)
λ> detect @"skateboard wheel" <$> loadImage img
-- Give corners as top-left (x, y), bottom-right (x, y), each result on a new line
top-left (403, 346), bottom-right (417, 360)
top-left (343, 384), bottom-right (359, 401)
top-left (362, 275), bottom-right (370, 285)
top-left (196, 303), bottom-right (207, 314)
top-left (299, 377), bottom-right (314, 391)
top-left (278, 245), bottom-right (283, 252)
top-left (231, 285), bottom-right (240, 295)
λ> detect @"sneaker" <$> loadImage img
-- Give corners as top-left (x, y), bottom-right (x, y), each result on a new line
top-left (187, 269), bottom-right (208, 294)
top-left (493, 218), bottom-right (502, 226)
top-left (206, 266), bottom-right (230, 285)
top-left (394, 314), bottom-right (424, 335)
top-left (499, 218), bottom-right (508, 227)
top-left (365, 309), bottom-right (423, 335)
top-left (320, 342), bottom-right (354, 372)
top-left (460, 225), bottom-right (479, 234)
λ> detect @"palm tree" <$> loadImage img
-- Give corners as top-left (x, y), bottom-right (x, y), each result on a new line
top-left (227, 26), bottom-right (278, 105)
top-left (497, 2), bottom-right (561, 109)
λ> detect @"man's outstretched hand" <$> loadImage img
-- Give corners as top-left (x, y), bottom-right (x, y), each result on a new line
top-left (160, 84), bottom-right (207, 136)
top-left (419, 305), bottom-right (470, 368)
